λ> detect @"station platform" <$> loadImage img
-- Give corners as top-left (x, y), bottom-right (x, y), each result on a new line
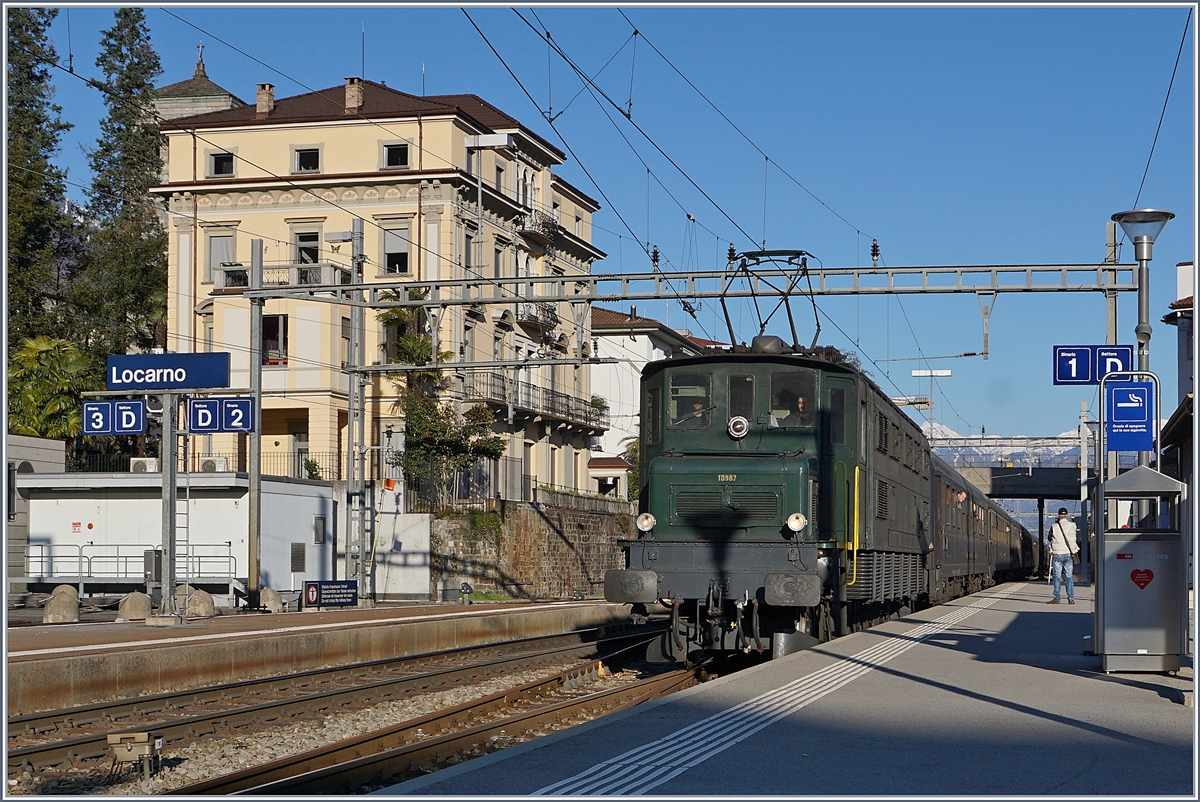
top-left (385, 582), bottom-right (1195, 797)
top-left (4, 601), bottom-right (629, 715)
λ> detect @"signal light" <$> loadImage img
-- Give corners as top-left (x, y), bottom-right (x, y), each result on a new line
top-left (636, 513), bottom-right (656, 532)
top-left (787, 512), bottom-right (807, 532)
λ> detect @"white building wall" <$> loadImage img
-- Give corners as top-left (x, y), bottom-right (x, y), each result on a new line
top-left (591, 332), bottom-right (674, 455)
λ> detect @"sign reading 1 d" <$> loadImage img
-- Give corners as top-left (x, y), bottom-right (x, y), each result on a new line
top-left (1053, 345), bottom-right (1134, 386)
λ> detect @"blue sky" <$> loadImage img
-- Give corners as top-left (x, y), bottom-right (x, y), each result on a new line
top-left (41, 4), bottom-right (1196, 438)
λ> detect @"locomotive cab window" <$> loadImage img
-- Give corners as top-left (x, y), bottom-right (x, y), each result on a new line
top-left (770, 371), bottom-right (816, 428)
top-left (669, 373), bottom-right (712, 429)
top-left (729, 374), bottom-right (754, 421)
top-left (645, 388), bottom-right (662, 445)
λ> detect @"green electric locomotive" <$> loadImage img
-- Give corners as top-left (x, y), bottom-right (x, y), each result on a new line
top-left (604, 334), bottom-right (1035, 664)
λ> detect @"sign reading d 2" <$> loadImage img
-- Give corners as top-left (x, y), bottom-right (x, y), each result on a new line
top-left (107, 352), bottom-right (230, 391)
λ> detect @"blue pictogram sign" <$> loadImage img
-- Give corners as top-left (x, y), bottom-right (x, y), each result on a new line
top-left (1106, 381), bottom-right (1155, 452)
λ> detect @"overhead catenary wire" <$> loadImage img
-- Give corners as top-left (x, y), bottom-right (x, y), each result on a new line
top-left (513, 9), bottom-right (761, 248)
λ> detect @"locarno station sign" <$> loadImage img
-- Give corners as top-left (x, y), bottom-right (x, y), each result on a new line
top-left (106, 353), bottom-right (231, 390)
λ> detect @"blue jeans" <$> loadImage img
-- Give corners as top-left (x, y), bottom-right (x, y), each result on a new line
top-left (1051, 553), bottom-right (1075, 601)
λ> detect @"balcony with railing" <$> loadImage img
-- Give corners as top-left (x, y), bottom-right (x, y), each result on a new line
top-left (216, 262), bottom-right (352, 291)
top-left (463, 373), bottom-right (609, 431)
top-left (516, 210), bottom-right (559, 247)
top-left (515, 301), bottom-right (559, 330)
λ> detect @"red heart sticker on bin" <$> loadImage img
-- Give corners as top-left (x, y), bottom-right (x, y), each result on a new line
top-left (1130, 569), bottom-right (1154, 589)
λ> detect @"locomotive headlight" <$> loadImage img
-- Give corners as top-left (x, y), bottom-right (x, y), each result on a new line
top-left (786, 512), bottom-right (808, 532)
top-left (727, 416), bottom-right (750, 439)
top-left (636, 513), bottom-right (657, 532)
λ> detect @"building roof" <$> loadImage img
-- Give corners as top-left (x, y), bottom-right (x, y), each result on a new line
top-left (591, 305), bottom-right (728, 354)
top-left (166, 80), bottom-right (564, 161)
top-left (591, 306), bottom-right (665, 329)
top-left (155, 58), bottom-right (247, 105)
top-left (1169, 296), bottom-right (1193, 311)
top-left (588, 456), bottom-right (631, 471)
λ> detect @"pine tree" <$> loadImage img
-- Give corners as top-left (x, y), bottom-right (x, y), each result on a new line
top-left (70, 7), bottom-right (166, 361)
top-left (6, 8), bottom-right (72, 351)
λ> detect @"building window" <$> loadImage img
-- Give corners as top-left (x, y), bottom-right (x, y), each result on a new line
top-left (494, 247), bottom-right (503, 280)
top-left (295, 231), bottom-right (319, 264)
top-left (495, 163), bottom-right (505, 193)
top-left (294, 148), bottom-right (320, 173)
top-left (263, 314), bottom-right (288, 365)
top-left (201, 316), bottom-right (214, 352)
top-left (384, 143), bottom-right (408, 169)
top-left (574, 215), bottom-right (581, 237)
top-left (211, 152), bottom-right (234, 177)
top-left (313, 515), bottom-right (327, 545)
top-left (493, 333), bottom-right (504, 362)
top-left (551, 199), bottom-right (561, 223)
top-left (206, 234), bottom-right (233, 284)
top-left (384, 228), bottom-right (410, 274)
top-left (463, 231), bottom-right (474, 271)
top-left (341, 317), bottom-right (351, 368)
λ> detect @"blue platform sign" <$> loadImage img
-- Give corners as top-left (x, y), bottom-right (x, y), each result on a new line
top-left (1054, 346), bottom-right (1092, 385)
top-left (1095, 346), bottom-right (1134, 381)
top-left (1053, 345), bottom-right (1134, 385)
top-left (1107, 382), bottom-right (1155, 452)
top-left (221, 399), bottom-right (255, 432)
top-left (82, 402), bottom-right (114, 435)
top-left (113, 400), bottom-right (146, 434)
top-left (107, 353), bottom-right (230, 391)
top-left (187, 397), bottom-right (255, 433)
top-left (188, 399), bottom-right (222, 433)
top-left (304, 580), bottom-right (358, 608)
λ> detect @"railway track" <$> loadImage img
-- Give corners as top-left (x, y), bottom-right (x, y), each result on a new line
top-left (168, 662), bottom-right (698, 794)
top-left (7, 623), bottom-right (663, 775)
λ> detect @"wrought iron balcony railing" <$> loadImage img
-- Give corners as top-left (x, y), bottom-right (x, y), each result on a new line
top-left (462, 372), bottom-right (609, 431)
top-left (216, 262), bottom-right (352, 290)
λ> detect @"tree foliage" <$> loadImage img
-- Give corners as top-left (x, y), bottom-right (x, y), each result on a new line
top-left (69, 7), bottom-right (167, 362)
top-left (390, 397), bottom-right (506, 496)
top-left (6, 8), bottom-right (73, 350)
top-left (7, 337), bottom-right (97, 440)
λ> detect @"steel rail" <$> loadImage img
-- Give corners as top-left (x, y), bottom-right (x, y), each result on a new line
top-left (169, 661), bottom-right (697, 795)
top-left (7, 625), bottom-right (635, 737)
top-left (7, 626), bottom-right (661, 773)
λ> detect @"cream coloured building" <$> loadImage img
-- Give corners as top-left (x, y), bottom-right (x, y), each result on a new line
top-left (153, 78), bottom-right (607, 496)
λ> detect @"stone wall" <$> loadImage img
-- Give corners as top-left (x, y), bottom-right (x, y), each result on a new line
top-left (433, 500), bottom-right (633, 599)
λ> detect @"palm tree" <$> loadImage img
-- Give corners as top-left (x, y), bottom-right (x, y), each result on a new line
top-left (7, 336), bottom-right (95, 440)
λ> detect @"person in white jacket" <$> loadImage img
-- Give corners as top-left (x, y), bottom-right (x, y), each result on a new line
top-left (1046, 508), bottom-right (1080, 604)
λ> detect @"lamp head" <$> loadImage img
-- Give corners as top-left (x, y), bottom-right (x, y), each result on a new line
top-left (1111, 209), bottom-right (1174, 245)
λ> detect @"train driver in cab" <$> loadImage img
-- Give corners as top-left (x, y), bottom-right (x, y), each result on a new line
top-left (774, 388), bottom-right (813, 428)
top-left (675, 397), bottom-right (712, 428)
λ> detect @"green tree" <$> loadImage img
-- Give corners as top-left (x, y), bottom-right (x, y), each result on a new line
top-left (390, 398), bottom-right (505, 504)
top-left (7, 337), bottom-right (96, 440)
top-left (620, 434), bottom-right (640, 500)
top-left (69, 7), bottom-right (166, 361)
top-left (6, 8), bottom-right (73, 351)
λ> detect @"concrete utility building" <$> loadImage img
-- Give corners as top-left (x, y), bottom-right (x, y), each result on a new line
top-left (152, 77), bottom-right (608, 502)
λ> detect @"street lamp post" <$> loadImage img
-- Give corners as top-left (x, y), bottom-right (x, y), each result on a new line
top-left (1111, 209), bottom-right (1173, 468)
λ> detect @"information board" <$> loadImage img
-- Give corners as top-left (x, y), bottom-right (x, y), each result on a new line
top-left (303, 580), bottom-right (358, 608)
